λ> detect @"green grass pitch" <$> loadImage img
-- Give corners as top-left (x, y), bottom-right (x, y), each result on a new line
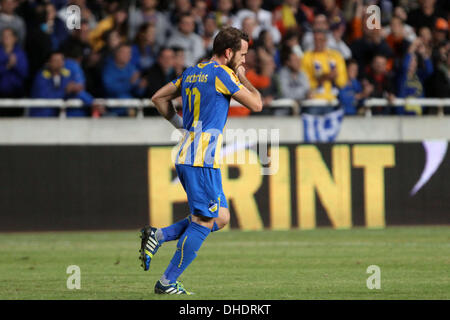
top-left (0, 226), bottom-right (448, 300)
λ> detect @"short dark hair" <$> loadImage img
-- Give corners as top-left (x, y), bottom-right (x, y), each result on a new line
top-left (280, 46), bottom-right (294, 66)
top-left (345, 58), bottom-right (358, 66)
top-left (1, 27), bottom-right (17, 39)
top-left (157, 46), bottom-right (174, 58)
top-left (212, 27), bottom-right (249, 57)
top-left (113, 43), bottom-right (131, 56)
top-left (46, 50), bottom-right (64, 62)
top-left (171, 46), bottom-right (185, 54)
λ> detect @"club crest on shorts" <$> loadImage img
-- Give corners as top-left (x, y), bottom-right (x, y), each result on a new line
top-left (208, 200), bottom-right (218, 213)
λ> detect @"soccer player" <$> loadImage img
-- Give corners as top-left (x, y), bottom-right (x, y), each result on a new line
top-left (140, 27), bottom-right (262, 295)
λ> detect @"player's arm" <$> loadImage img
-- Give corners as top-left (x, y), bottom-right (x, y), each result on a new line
top-left (232, 66), bottom-right (263, 112)
top-left (151, 80), bottom-right (183, 129)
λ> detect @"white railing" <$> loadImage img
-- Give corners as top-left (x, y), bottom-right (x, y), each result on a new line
top-left (363, 98), bottom-right (450, 116)
top-left (0, 98), bottom-right (448, 118)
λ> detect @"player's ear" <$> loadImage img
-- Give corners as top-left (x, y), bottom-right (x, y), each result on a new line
top-left (225, 48), bottom-right (232, 61)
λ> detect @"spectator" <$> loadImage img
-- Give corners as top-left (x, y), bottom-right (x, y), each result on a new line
top-left (350, 14), bottom-right (394, 75)
top-left (277, 46), bottom-right (310, 103)
top-left (245, 46), bottom-right (277, 106)
top-left (173, 46), bottom-right (186, 78)
top-left (241, 16), bottom-right (257, 47)
top-left (255, 29), bottom-right (280, 69)
top-left (407, 0), bottom-right (445, 32)
top-left (328, 14), bottom-right (352, 60)
top-left (89, 5), bottom-right (128, 52)
top-left (396, 38), bottom-right (434, 115)
top-left (301, 14), bottom-right (334, 52)
top-left (0, 27), bottom-right (27, 117)
top-left (192, 0), bottom-right (208, 36)
top-left (145, 47), bottom-right (175, 97)
top-left (233, 0), bottom-right (281, 44)
top-left (301, 26), bottom-right (347, 114)
top-left (338, 59), bottom-right (371, 115)
top-left (25, 2), bottom-right (53, 81)
top-left (168, 0), bottom-right (192, 26)
top-left (99, 29), bottom-right (124, 64)
top-left (361, 54), bottom-right (396, 115)
top-left (202, 13), bottom-right (219, 54)
top-left (281, 28), bottom-right (303, 58)
top-left (128, 0), bottom-right (170, 48)
top-left (84, 29), bottom-right (124, 98)
top-left (60, 19), bottom-right (93, 65)
top-left (63, 45), bottom-right (104, 117)
top-left (426, 42), bottom-right (449, 114)
top-left (344, 0), bottom-right (365, 43)
top-left (131, 23), bottom-right (157, 72)
top-left (272, 0), bottom-right (310, 37)
top-left (102, 44), bottom-right (147, 116)
top-left (167, 13), bottom-right (205, 66)
top-left (0, 0), bottom-right (26, 46)
top-left (319, 0), bottom-right (343, 22)
top-left (382, 6), bottom-right (417, 43)
top-left (29, 51), bottom-right (95, 117)
top-left (418, 26), bottom-right (433, 49)
top-left (143, 47), bottom-right (176, 116)
top-left (300, 17), bottom-right (348, 142)
top-left (432, 18), bottom-right (449, 48)
top-left (40, 2), bottom-right (69, 51)
top-left (213, 0), bottom-right (235, 29)
top-left (0, 27), bottom-right (27, 98)
top-left (385, 16), bottom-right (412, 69)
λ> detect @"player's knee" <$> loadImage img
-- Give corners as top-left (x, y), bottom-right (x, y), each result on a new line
top-left (216, 207), bottom-right (230, 229)
top-left (191, 214), bottom-right (214, 228)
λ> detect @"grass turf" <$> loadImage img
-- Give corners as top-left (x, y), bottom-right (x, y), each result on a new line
top-left (0, 226), bottom-right (448, 300)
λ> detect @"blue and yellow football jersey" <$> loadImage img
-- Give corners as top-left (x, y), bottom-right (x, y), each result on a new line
top-left (171, 60), bottom-right (243, 168)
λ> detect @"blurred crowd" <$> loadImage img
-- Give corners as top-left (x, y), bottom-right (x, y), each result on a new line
top-left (0, 0), bottom-right (448, 117)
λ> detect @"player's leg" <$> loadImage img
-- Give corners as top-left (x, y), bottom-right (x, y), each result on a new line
top-left (155, 171), bottom-right (229, 242)
top-left (155, 166), bottom-right (219, 294)
top-left (211, 171), bottom-right (230, 232)
top-left (158, 203), bottom-right (229, 241)
top-left (139, 164), bottom-right (191, 271)
top-left (141, 206), bottom-right (226, 272)
top-left (156, 213), bottom-right (211, 295)
top-left (158, 206), bottom-right (227, 242)
top-left (155, 215), bottom-right (191, 244)
top-left (140, 166), bottom-right (227, 275)
top-left (213, 206), bottom-right (230, 231)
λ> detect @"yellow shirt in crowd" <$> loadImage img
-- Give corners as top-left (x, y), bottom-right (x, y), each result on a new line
top-left (301, 49), bottom-right (347, 101)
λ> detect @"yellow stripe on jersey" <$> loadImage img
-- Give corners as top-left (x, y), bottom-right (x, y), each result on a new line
top-left (176, 132), bottom-right (223, 167)
top-left (178, 131), bottom-right (195, 164)
top-left (197, 61), bottom-right (214, 69)
top-left (219, 65), bottom-right (242, 86)
top-left (193, 132), bottom-right (212, 166)
top-left (173, 77), bottom-right (182, 89)
top-left (213, 133), bottom-right (223, 168)
top-left (215, 76), bottom-right (231, 95)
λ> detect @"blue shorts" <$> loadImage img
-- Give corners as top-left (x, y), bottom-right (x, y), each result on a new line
top-left (175, 164), bottom-right (228, 218)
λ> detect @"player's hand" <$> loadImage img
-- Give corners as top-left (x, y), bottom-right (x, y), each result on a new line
top-left (236, 64), bottom-right (245, 82)
top-left (236, 65), bottom-right (246, 77)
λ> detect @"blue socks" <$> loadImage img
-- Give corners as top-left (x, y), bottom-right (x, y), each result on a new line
top-left (158, 216), bottom-right (192, 244)
top-left (158, 215), bottom-right (220, 244)
top-left (163, 222), bottom-right (211, 283)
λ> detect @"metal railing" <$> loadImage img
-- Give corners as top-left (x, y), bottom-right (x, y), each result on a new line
top-left (0, 98), bottom-right (448, 118)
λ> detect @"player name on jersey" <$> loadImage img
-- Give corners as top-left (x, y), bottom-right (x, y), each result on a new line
top-left (185, 73), bottom-right (208, 83)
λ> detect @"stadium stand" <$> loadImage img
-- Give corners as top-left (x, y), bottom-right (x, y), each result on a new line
top-left (0, 0), bottom-right (448, 117)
